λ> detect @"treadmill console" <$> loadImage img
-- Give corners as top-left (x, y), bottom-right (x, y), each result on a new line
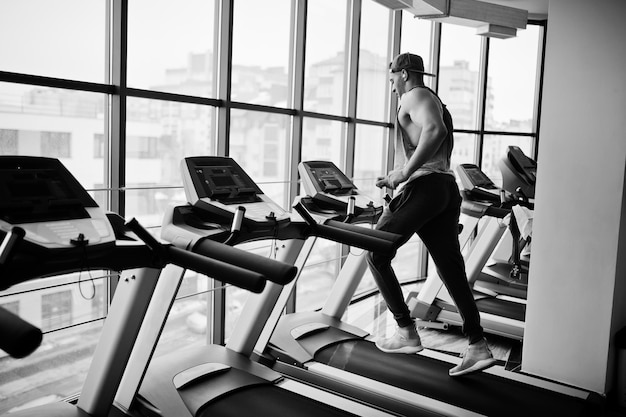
top-left (0, 156), bottom-right (114, 248)
top-left (456, 163), bottom-right (502, 203)
top-left (298, 161), bottom-right (381, 222)
top-left (181, 156), bottom-right (289, 223)
top-left (499, 146), bottom-right (536, 199)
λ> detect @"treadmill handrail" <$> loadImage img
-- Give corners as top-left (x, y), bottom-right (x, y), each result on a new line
top-left (193, 238), bottom-right (298, 285)
top-left (126, 218), bottom-right (267, 293)
top-left (294, 202), bottom-right (397, 254)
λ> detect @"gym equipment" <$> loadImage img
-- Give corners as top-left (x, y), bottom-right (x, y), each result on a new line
top-left (262, 160), bottom-right (599, 417)
top-left (0, 156), bottom-right (293, 417)
top-left (115, 156), bottom-right (403, 417)
top-left (499, 145), bottom-right (537, 200)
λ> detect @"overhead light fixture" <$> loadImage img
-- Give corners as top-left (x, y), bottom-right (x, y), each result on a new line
top-left (373, 0), bottom-right (528, 39)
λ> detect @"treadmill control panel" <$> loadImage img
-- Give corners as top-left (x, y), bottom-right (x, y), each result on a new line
top-left (298, 161), bottom-right (381, 222)
top-left (456, 163), bottom-right (503, 203)
top-left (0, 156), bottom-right (114, 248)
top-left (181, 156), bottom-right (289, 223)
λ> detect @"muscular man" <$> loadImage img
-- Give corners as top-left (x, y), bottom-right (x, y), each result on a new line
top-left (367, 52), bottom-right (496, 377)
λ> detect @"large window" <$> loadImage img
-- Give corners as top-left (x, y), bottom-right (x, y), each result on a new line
top-left (0, 1), bottom-right (545, 412)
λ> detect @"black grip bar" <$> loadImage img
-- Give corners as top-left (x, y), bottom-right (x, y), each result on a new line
top-left (125, 218), bottom-right (266, 294)
top-left (294, 202), bottom-right (397, 254)
top-left (0, 306), bottom-right (43, 358)
top-left (193, 239), bottom-right (297, 285)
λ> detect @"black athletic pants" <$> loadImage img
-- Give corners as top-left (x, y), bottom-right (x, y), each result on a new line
top-left (366, 173), bottom-right (484, 344)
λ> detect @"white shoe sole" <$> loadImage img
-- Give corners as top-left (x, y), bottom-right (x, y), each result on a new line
top-left (375, 342), bottom-right (424, 354)
top-left (448, 357), bottom-right (497, 377)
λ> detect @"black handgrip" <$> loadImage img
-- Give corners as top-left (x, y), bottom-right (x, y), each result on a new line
top-left (314, 223), bottom-right (395, 254)
top-left (125, 218), bottom-right (266, 293)
top-left (0, 227), bottom-right (25, 265)
top-left (0, 306), bottom-right (43, 358)
top-left (164, 246), bottom-right (266, 293)
top-left (293, 201), bottom-right (317, 225)
top-left (325, 220), bottom-right (401, 244)
top-left (194, 239), bottom-right (297, 285)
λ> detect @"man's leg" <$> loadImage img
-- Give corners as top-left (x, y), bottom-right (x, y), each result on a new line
top-left (417, 176), bottom-right (496, 375)
top-left (366, 177), bottom-right (451, 353)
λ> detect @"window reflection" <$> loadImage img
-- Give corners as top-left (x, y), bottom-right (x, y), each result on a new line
top-left (304, 0), bottom-right (349, 115)
top-left (357, 0), bottom-right (392, 122)
top-left (230, 110), bottom-right (291, 208)
top-left (485, 26), bottom-right (541, 133)
top-left (482, 135), bottom-right (533, 186)
top-left (439, 24), bottom-right (481, 130)
top-left (127, 0), bottom-right (216, 97)
top-left (301, 118), bottom-right (345, 168)
top-left (0, 0), bottom-right (106, 82)
top-left (354, 124), bottom-right (387, 201)
top-left (231, 0), bottom-right (292, 106)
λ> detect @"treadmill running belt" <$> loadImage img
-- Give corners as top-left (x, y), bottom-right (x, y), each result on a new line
top-left (315, 340), bottom-right (598, 417)
top-left (475, 297), bottom-right (526, 322)
top-left (197, 384), bottom-right (359, 417)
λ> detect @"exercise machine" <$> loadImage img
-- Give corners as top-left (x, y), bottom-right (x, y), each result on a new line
top-left (115, 156), bottom-right (404, 417)
top-left (0, 156), bottom-right (295, 417)
top-left (262, 160), bottom-right (599, 417)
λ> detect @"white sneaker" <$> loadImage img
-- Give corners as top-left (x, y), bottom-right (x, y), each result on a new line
top-left (449, 338), bottom-right (497, 377)
top-left (375, 323), bottom-right (423, 354)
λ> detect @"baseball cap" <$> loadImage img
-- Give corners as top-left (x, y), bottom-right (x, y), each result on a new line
top-left (389, 53), bottom-right (435, 77)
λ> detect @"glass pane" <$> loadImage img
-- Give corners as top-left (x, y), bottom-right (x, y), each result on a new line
top-left (0, 319), bottom-right (104, 414)
top-left (301, 118), bottom-right (345, 169)
top-left (229, 110), bottom-right (291, 208)
top-left (303, 0), bottom-right (349, 115)
top-left (0, 1), bottom-right (106, 83)
top-left (231, 0), bottom-right (292, 106)
top-left (438, 24), bottom-right (481, 130)
top-left (153, 271), bottom-right (212, 358)
top-left (400, 11), bottom-right (433, 89)
top-left (125, 98), bottom-right (216, 184)
top-left (124, 188), bottom-right (186, 228)
top-left (296, 239), bottom-right (341, 312)
top-left (482, 135), bottom-right (533, 187)
top-left (0, 83), bottom-right (107, 190)
top-left (357, 0), bottom-right (392, 122)
top-left (485, 26), bottom-right (541, 132)
top-left (353, 124), bottom-right (387, 202)
top-left (451, 132), bottom-right (477, 170)
top-left (127, 0), bottom-right (217, 97)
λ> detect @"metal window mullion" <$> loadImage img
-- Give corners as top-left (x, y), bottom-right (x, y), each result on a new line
top-left (215, 0), bottom-right (234, 157)
top-left (344, 0), bottom-right (361, 179)
top-left (431, 22), bottom-right (442, 92)
top-left (384, 10), bottom-right (401, 175)
top-left (532, 22), bottom-right (547, 160)
top-left (109, 0), bottom-right (127, 218)
top-left (211, 0), bottom-right (235, 345)
top-left (285, 0), bottom-right (307, 315)
top-left (476, 36), bottom-right (489, 167)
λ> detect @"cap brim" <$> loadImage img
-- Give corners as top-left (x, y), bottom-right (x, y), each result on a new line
top-left (409, 69), bottom-right (436, 77)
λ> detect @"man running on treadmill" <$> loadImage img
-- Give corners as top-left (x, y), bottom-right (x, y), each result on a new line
top-left (367, 52), bottom-right (497, 377)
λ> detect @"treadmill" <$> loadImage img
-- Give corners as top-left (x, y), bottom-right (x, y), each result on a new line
top-left (0, 156), bottom-right (284, 417)
top-left (116, 156), bottom-right (408, 417)
top-left (261, 160), bottom-right (601, 417)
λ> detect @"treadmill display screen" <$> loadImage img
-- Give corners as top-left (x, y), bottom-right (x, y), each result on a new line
top-left (185, 157), bottom-right (263, 204)
top-left (464, 166), bottom-right (496, 189)
top-left (0, 157), bottom-right (97, 224)
top-left (302, 161), bottom-right (355, 195)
